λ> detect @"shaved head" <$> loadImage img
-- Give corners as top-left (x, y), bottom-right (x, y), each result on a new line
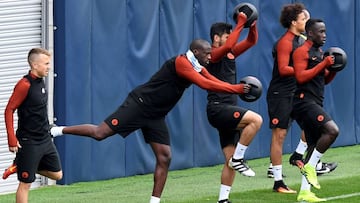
top-left (190, 39), bottom-right (211, 51)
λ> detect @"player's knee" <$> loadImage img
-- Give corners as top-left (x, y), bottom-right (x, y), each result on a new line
top-left (324, 121), bottom-right (339, 139)
top-left (253, 113), bottom-right (263, 129)
top-left (53, 171), bottom-right (63, 180)
top-left (274, 132), bottom-right (286, 143)
top-left (45, 171), bottom-right (63, 180)
top-left (241, 111), bottom-right (263, 131)
top-left (93, 130), bottom-right (108, 141)
top-left (18, 182), bottom-right (32, 191)
top-left (329, 125), bottom-right (339, 139)
top-left (158, 151), bottom-right (172, 167)
top-left (93, 124), bottom-right (113, 141)
top-left (163, 152), bottom-right (172, 165)
top-left (93, 133), bottom-right (105, 141)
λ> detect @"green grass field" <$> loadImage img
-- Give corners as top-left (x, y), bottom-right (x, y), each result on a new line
top-left (0, 145), bottom-right (359, 203)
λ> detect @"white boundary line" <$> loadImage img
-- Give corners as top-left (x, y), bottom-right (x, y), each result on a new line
top-left (297, 192), bottom-right (360, 202)
top-left (325, 192), bottom-right (360, 201)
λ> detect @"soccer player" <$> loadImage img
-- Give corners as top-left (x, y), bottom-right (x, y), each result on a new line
top-left (292, 18), bottom-right (337, 202)
top-left (266, 3), bottom-right (307, 193)
top-left (50, 39), bottom-right (251, 203)
top-left (206, 13), bottom-right (261, 203)
top-left (4, 48), bottom-right (63, 203)
top-left (266, 5), bottom-right (337, 193)
top-left (287, 8), bottom-right (338, 177)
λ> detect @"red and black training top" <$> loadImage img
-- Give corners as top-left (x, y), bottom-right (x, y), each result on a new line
top-left (5, 72), bottom-right (50, 147)
top-left (207, 18), bottom-right (258, 105)
top-left (129, 55), bottom-right (244, 118)
top-left (267, 31), bottom-right (305, 97)
top-left (293, 40), bottom-right (336, 105)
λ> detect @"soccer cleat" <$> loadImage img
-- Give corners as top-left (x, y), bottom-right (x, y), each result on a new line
top-left (2, 163), bottom-right (17, 180)
top-left (317, 162), bottom-right (338, 176)
top-left (297, 190), bottom-right (326, 202)
top-left (289, 152), bottom-right (304, 167)
top-left (228, 158), bottom-right (255, 177)
top-left (218, 199), bottom-right (231, 203)
top-left (300, 164), bottom-right (320, 189)
top-left (316, 162), bottom-right (330, 174)
top-left (273, 180), bottom-right (297, 194)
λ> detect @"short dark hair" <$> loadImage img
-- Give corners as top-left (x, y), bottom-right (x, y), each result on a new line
top-left (280, 3), bottom-right (305, 28)
top-left (210, 22), bottom-right (232, 43)
top-left (305, 18), bottom-right (324, 33)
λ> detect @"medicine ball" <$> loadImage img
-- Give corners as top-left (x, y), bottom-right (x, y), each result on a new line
top-left (324, 47), bottom-right (347, 72)
top-left (232, 2), bottom-right (258, 28)
top-left (239, 76), bottom-right (262, 102)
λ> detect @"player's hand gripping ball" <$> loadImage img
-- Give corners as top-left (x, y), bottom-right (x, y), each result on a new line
top-left (232, 2), bottom-right (258, 28)
top-left (324, 47), bottom-right (347, 72)
top-left (239, 76), bottom-right (262, 102)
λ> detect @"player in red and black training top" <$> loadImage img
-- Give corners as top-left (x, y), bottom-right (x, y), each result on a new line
top-left (3, 48), bottom-right (63, 203)
top-left (50, 39), bottom-right (251, 203)
top-left (205, 12), bottom-right (261, 203)
top-left (292, 18), bottom-right (337, 202)
top-left (266, 3), bottom-right (306, 194)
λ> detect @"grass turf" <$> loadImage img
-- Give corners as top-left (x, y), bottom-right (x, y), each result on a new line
top-left (0, 145), bottom-right (359, 202)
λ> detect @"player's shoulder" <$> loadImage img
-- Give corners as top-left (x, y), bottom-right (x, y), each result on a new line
top-left (175, 54), bottom-right (191, 68)
top-left (296, 42), bottom-right (311, 52)
top-left (276, 33), bottom-right (296, 51)
top-left (14, 77), bottom-right (31, 90)
top-left (19, 77), bottom-right (31, 85)
top-left (278, 33), bottom-right (295, 46)
top-left (293, 43), bottom-right (309, 58)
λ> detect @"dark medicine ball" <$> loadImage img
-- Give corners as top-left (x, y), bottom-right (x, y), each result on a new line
top-left (232, 2), bottom-right (258, 28)
top-left (239, 76), bottom-right (262, 102)
top-left (324, 47), bottom-right (347, 72)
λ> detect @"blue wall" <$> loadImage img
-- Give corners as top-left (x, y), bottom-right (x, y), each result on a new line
top-left (53, 0), bottom-right (359, 184)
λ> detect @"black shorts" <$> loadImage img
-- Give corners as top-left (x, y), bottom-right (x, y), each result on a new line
top-left (292, 100), bottom-right (332, 146)
top-left (16, 138), bottom-right (62, 183)
top-left (104, 96), bottom-right (170, 145)
top-left (267, 95), bottom-right (294, 129)
top-left (207, 102), bottom-right (247, 148)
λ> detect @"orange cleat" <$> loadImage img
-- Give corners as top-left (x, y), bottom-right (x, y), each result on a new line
top-left (2, 163), bottom-right (17, 180)
top-left (274, 186), bottom-right (297, 194)
top-left (273, 180), bottom-right (297, 194)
